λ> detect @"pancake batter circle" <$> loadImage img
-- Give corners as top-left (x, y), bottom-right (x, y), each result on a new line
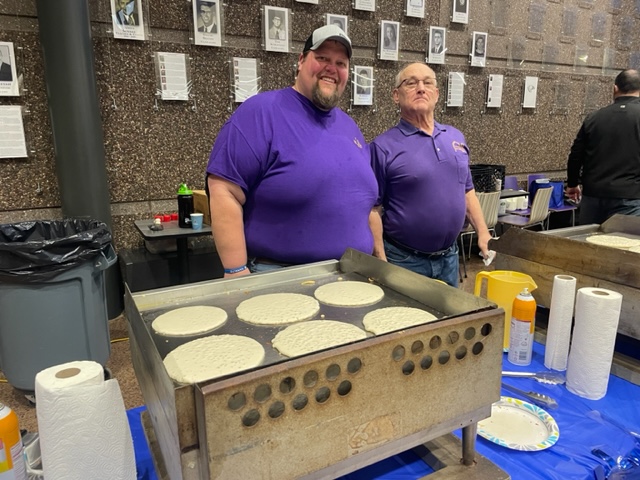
top-left (272, 320), bottom-right (368, 357)
top-left (236, 293), bottom-right (320, 325)
top-left (363, 306), bottom-right (438, 335)
top-left (164, 334), bottom-right (265, 384)
top-left (585, 234), bottom-right (640, 249)
top-left (314, 281), bottom-right (384, 307)
top-left (151, 305), bottom-right (228, 336)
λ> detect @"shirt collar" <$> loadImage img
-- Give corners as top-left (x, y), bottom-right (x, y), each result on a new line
top-left (397, 118), bottom-right (446, 137)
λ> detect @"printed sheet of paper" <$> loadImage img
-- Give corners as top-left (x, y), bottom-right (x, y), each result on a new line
top-left (487, 74), bottom-right (503, 108)
top-left (354, 0), bottom-right (375, 12)
top-left (406, 0), bottom-right (425, 18)
top-left (232, 57), bottom-right (259, 103)
top-left (523, 76), bottom-right (538, 109)
top-left (156, 52), bottom-right (191, 101)
top-left (447, 72), bottom-right (465, 107)
top-left (0, 106), bottom-right (28, 159)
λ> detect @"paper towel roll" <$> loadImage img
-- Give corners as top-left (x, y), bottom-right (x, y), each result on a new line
top-left (35, 361), bottom-right (136, 480)
top-left (544, 275), bottom-right (577, 371)
top-left (566, 288), bottom-right (622, 400)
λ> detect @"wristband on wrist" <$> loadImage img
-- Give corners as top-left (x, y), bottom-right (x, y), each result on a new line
top-left (224, 265), bottom-right (248, 274)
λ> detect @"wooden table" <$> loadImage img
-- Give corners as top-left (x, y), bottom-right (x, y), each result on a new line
top-left (133, 219), bottom-right (212, 284)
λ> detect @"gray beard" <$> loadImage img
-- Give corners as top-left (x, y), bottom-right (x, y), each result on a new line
top-left (311, 82), bottom-right (340, 110)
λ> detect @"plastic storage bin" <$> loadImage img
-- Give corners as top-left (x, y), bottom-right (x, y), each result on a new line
top-left (0, 220), bottom-right (116, 391)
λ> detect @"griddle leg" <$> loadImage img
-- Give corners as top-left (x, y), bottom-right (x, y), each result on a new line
top-left (176, 237), bottom-right (190, 284)
top-left (461, 422), bottom-right (477, 466)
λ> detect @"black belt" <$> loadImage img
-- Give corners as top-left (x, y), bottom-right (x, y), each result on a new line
top-left (383, 234), bottom-right (455, 258)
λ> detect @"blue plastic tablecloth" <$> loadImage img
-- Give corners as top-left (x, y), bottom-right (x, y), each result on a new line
top-left (127, 341), bottom-right (640, 479)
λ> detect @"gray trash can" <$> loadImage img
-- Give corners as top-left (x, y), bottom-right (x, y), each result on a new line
top-left (0, 219), bottom-right (117, 391)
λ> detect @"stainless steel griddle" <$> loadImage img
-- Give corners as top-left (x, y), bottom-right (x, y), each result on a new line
top-left (126, 249), bottom-right (505, 480)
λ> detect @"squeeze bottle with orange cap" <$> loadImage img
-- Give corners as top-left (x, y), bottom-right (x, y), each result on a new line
top-left (0, 402), bottom-right (27, 479)
top-left (507, 288), bottom-right (537, 366)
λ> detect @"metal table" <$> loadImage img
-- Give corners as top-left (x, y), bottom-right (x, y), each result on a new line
top-left (133, 219), bottom-right (212, 284)
top-left (499, 189), bottom-right (528, 199)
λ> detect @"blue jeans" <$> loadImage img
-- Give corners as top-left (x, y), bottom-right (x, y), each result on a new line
top-left (248, 258), bottom-right (287, 274)
top-left (579, 196), bottom-right (640, 225)
top-left (383, 239), bottom-right (460, 287)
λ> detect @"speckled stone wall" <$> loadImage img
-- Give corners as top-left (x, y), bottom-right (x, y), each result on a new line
top-left (0, 0), bottom-right (638, 249)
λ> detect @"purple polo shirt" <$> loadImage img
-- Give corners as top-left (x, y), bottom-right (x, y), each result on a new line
top-left (207, 87), bottom-right (377, 264)
top-left (370, 119), bottom-right (474, 252)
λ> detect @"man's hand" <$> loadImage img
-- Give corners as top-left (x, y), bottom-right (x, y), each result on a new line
top-left (565, 186), bottom-right (581, 202)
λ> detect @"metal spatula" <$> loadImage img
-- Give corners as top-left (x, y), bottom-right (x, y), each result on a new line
top-left (502, 371), bottom-right (566, 385)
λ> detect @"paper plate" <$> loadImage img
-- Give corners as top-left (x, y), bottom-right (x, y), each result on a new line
top-left (478, 396), bottom-right (560, 451)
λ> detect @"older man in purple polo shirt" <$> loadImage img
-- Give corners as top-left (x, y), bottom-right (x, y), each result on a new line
top-left (206, 25), bottom-right (379, 278)
top-left (370, 63), bottom-right (491, 286)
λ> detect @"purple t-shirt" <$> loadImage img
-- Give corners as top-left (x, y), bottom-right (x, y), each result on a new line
top-left (206, 87), bottom-right (377, 264)
top-left (371, 119), bottom-right (474, 252)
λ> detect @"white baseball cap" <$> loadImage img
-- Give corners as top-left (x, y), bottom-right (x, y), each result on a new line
top-left (303, 24), bottom-right (352, 59)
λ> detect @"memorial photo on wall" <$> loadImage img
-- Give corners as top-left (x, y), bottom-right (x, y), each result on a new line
top-left (0, 41), bottom-right (19, 97)
top-left (111, 0), bottom-right (145, 41)
top-left (353, 66), bottom-right (373, 106)
top-left (379, 20), bottom-right (400, 61)
top-left (452, 0), bottom-right (469, 24)
top-left (264, 6), bottom-right (289, 53)
top-left (193, 0), bottom-right (221, 47)
top-left (428, 26), bottom-right (446, 65)
top-left (471, 31), bottom-right (487, 67)
top-left (406, 0), bottom-right (425, 19)
top-left (326, 14), bottom-right (348, 36)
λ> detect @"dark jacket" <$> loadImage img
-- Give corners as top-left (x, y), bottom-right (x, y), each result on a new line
top-left (567, 96), bottom-right (640, 199)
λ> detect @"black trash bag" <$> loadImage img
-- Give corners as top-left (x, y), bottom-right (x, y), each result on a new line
top-left (0, 219), bottom-right (112, 283)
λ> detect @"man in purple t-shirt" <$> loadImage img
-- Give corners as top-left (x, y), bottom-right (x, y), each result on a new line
top-left (370, 63), bottom-right (491, 287)
top-left (206, 25), bottom-right (379, 278)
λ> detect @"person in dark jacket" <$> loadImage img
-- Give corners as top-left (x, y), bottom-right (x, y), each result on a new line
top-left (566, 69), bottom-right (640, 225)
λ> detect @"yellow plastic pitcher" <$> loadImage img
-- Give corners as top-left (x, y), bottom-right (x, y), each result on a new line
top-left (474, 270), bottom-right (537, 350)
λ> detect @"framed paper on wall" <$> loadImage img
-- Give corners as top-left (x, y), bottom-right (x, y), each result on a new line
top-left (264, 6), bottom-right (290, 53)
top-left (471, 31), bottom-right (487, 67)
top-left (111, 0), bottom-right (146, 41)
top-left (193, 0), bottom-right (222, 47)
top-left (406, 0), bottom-right (425, 19)
top-left (452, 0), bottom-right (469, 24)
top-left (428, 26), bottom-right (446, 65)
top-left (231, 57), bottom-right (260, 103)
top-left (353, 65), bottom-right (373, 106)
top-left (326, 14), bottom-right (348, 36)
top-left (379, 21), bottom-right (400, 61)
top-left (0, 42), bottom-right (19, 96)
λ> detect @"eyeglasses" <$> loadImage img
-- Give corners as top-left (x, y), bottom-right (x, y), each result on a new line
top-left (397, 77), bottom-right (437, 90)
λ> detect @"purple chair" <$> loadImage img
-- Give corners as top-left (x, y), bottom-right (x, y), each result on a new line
top-left (503, 175), bottom-right (519, 190)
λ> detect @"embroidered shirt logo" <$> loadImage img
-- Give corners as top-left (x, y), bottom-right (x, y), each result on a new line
top-left (452, 141), bottom-right (467, 153)
top-left (353, 138), bottom-right (363, 148)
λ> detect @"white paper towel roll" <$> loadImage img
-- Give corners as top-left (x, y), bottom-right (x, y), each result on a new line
top-left (566, 288), bottom-right (622, 400)
top-left (35, 361), bottom-right (136, 480)
top-left (544, 275), bottom-right (577, 371)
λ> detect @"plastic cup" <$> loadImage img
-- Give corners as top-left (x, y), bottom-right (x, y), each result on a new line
top-left (190, 213), bottom-right (204, 230)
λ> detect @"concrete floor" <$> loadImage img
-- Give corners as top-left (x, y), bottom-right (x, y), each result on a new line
top-left (0, 253), bottom-right (491, 436)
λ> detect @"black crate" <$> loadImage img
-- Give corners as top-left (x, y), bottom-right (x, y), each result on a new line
top-left (470, 164), bottom-right (506, 192)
